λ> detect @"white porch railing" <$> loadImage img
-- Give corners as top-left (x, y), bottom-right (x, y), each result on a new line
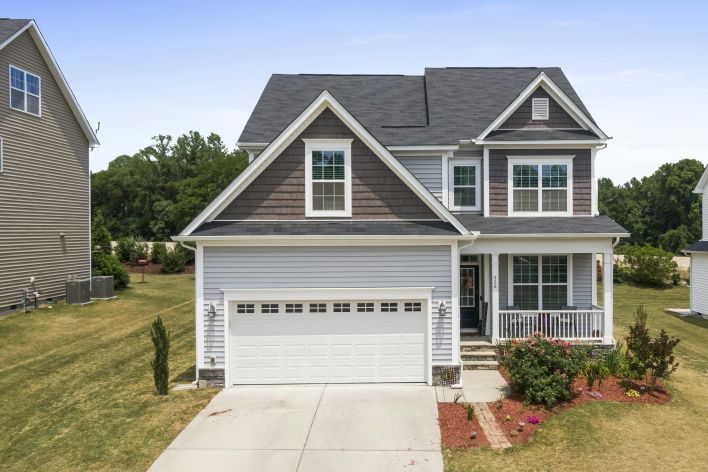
top-left (498, 308), bottom-right (604, 341)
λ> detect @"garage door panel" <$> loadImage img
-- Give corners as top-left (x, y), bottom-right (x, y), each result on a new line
top-left (230, 299), bottom-right (427, 384)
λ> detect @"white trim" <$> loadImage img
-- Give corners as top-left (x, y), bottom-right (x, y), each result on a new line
top-left (476, 72), bottom-right (608, 141)
top-left (8, 64), bottom-right (41, 117)
top-left (477, 232), bottom-right (629, 239)
top-left (694, 166), bottom-right (708, 193)
top-left (195, 244), bottom-right (205, 370)
top-left (591, 146), bottom-right (598, 215)
top-left (479, 140), bottom-right (607, 146)
top-left (451, 242), bottom-right (460, 364)
top-left (180, 90), bottom-right (469, 236)
top-left (441, 152), bottom-right (450, 208)
top-left (483, 147), bottom-right (490, 216)
top-left (508, 254), bottom-right (572, 310)
top-left (303, 138), bottom-right (353, 217)
top-left (448, 158), bottom-right (481, 212)
top-left (507, 157), bottom-right (574, 216)
top-left (0, 21), bottom-right (99, 146)
top-left (591, 252), bottom-right (597, 306)
top-left (174, 236), bottom-right (473, 246)
top-left (531, 97), bottom-right (549, 120)
top-left (490, 253), bottom-right (500, 342)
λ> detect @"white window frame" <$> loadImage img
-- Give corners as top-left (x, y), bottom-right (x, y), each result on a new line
top-left (507, 157), bottom-right (573, 216)
top-left (9, 65), bottom-right (41, 117)
top-left (304, 138), bottom-right (353, 217)
top-left (531, 97), bottom-right (549, 120)
top-left (448, 158), bottom-right (481, 211)
top-left (508, 254), bottom-right (573, 310)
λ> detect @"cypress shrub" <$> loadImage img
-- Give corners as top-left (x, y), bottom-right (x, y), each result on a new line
top-left (150, 316), bottom-right (170, 395)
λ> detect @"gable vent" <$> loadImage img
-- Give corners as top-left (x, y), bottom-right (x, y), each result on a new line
top-left (531, 98), bottom-right (549, 120)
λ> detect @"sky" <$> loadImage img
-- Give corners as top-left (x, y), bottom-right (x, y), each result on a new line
top-left (3, 0), bottom-right (708, 183)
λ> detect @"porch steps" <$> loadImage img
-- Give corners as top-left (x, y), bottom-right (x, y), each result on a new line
top-left (460, 336), bottom-right (499, 370)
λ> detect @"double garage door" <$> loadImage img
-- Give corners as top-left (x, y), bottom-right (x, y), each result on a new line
top-left (229, 298), bottom-right (427, 384)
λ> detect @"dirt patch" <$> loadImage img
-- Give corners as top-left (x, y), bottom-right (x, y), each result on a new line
top-left (438, 403), bottom-right (490, 448)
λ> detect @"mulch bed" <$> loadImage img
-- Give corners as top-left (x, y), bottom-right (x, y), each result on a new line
top-left (438, 403), bottom-right (490, 448)
top-left (489, 366), bottom-right (671, 445)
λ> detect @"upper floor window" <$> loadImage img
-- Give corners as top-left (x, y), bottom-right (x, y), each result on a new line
top-left (508, 158), bottom-right (572, 215)
top-left (531, 98), bottom-right (549, 120)
top-left (448, 159), bottom-right (481, 211)
top-left (9, 66), bottom-right (41, 116)
top-left (304, 139), bottom-right (352, 217)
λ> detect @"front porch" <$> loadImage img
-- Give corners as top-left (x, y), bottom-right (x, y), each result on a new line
top-left (455, 237), bottom-right (616, 346)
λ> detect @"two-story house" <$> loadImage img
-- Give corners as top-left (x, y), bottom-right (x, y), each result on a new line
top-left (175, 68), bottom-right (627, 387)
top-left (685, 165), bottom-right (708, 317)
top-left (0, 19), bottom-right (99, 311)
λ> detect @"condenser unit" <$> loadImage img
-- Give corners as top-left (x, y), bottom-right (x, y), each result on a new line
top-left (91, 276), bottom-right (115, 300)
top-left (66, 277), bottom-right (91, 305)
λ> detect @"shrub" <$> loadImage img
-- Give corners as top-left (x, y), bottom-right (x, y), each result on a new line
top-left (150, 316), bottom-right (170, 396)
top-left (583, 358), bottom-right (610, 391)
top-left (91, 211), bottom-right (113, 255)
top-left (158, 247), bottom-right (187, 273)
top-left (613, 262), bottom-right (627, 283)
top-left (603, 341), bottom-right (628, 377)
top-left (502, 335), bottom-right (589, 407)
top-left (176, 243), bottom-right (195, 264)
top-left (658, 226), bottom-right (690, 254)
top-left (115, 236), bottom-right (149, 264)
top-left (151, 242), bottom-right (167, 263)
top-left (465, 403), bottom-right (474, 421)
top-left (91, 253), bottom-right (130, 289)
top-left (621, 245), bottom-right (679, 286)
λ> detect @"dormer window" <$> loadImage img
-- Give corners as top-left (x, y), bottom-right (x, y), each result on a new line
top-left (304, 139), bottom-right (352, 217)
top-left (531, 98), bottom-right (549, 120)
top-left (9, 66), bottom-right (41, 116)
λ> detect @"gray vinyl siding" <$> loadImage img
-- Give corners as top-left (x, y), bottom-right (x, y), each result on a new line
top-left (202, 245), bottom-right (454, 368)
top-left (499, 254), bottom-right (592, 308)
top-left (0, 31), bottom-right (90, 309)
top-left (397, 157), bottom-right (443, 202)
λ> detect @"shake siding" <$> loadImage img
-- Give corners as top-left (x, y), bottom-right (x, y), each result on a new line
top-left (0, 31), bottom-right (90, 309)
top-left (397, 156), bottom-right (443, 202)
top-left (489, 148), bottom-right (592, 216)
top-left (499, 88), bottom-right (581, 129)
top-left (217, 109), bottom-right (438, 220)
top-left (202, 245), bottom-right (454, 367)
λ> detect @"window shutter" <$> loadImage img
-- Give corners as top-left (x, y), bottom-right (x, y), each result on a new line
top-left (531, 98), bottom-right (549, 120)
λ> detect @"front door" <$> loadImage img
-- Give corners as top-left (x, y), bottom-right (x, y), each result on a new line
top-left (460, 264), bottom-right (480, 329)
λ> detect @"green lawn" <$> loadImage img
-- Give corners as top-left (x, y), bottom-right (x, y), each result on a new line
top-left (0, 274), bottom-right (218, 472)
top-left (445, 283), bottom-right (708, 471)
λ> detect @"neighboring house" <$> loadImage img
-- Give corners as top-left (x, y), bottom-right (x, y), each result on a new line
top-left (175, 68), bottom-right (627, 387)
top-left (684, 165), bottom-right (708, 317)
top-left (0, 19), bottom-right (99, 311)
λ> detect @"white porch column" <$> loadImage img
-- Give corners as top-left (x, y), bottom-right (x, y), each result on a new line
top-left (602, 252), bottom-right (614, 344)
top-left (491, 252), bottom-right (500, 343)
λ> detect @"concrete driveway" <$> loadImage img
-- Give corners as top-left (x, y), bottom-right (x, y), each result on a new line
top-left (149, 384), bottom-right (442, 472)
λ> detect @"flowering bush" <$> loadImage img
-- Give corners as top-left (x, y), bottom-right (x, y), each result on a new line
top-left (502, 334), bottom-right (589, 407)
top-left (527, 416), bottom-right (540, 424)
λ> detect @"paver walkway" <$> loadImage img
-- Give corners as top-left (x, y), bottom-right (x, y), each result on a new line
top-left (473, 402), bottom-right (512, 449)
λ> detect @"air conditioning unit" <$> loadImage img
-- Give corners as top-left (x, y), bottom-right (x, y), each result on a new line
top-left (91, 276), bottom-right (115, 300)
top-left (66, 277), bottom-right (91, 305)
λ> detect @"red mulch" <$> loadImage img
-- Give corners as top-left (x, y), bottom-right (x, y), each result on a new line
top-left (438, 403), bottom-right (490, 448)
top-left (489, 366), bottom-right (671, 445)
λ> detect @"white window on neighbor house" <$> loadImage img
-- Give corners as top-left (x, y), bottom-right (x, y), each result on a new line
top-left (509, 158), bottom-right (572, 215)
top-left (9, 65), bottom-right (41, 116)
top-left (448, 159), bottom-right (481, 211)
top-left (304, 139), bottom-right (353, 217)
top-left (531, 97), bottom-right (549, 120)
top-left (511, 255), bottom-right (570, 310)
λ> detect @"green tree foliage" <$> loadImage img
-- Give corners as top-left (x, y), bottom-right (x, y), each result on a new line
top-left (599, 159), bottom-right (704, 251)
top-left (621, 245), bottom-right (679, 286)
top-left (150, 316), bottom-right (170, 396)
top-left (91, 253), bottom-right (130, 290)
top-left (91, 211), bottom-right (113, 255)
top-left (158, 247), bottom-right (187, 273)
top-left (92, 132), bottom-right (248, 240)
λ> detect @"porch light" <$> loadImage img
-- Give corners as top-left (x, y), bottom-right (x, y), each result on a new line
top-left (207, 302), bottom-right (217, 320)
top-left (439, 301), bottom-right (447, 316)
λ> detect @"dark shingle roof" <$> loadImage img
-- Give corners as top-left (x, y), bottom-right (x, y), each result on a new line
top-left (457, 215), bottom-right (628, 235)
top-left (684, 241), bottom-right (708, 252)
top-left (485, 129), bottom-right (599, 141)
top-left (239, 68), bottom-right (596, 146)
top-left (191, 220), bottom-right (461, 237)
top-left (0, 19), bottom-right (31, 45)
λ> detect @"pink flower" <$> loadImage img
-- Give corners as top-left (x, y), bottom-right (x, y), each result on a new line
top-left (527, 416), bottom-right (540, 424)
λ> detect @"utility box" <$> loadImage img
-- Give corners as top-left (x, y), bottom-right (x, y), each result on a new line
top-left (66, 278), bottom-right (91, 305)
top-left (91, 276), bottom-right (115, 300)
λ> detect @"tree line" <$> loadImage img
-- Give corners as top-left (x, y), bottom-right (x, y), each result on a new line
top-left (91, 131), bottom-right (248, 241)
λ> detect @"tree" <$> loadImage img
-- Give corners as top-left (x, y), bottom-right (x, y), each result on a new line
top-left (91, 211), bottom-right (113, 255)
top-left (150, 316), bottom-right (170, 396)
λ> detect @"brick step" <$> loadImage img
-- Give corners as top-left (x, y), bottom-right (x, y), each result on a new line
top-left (462, 360), bottom-right (499, 370)
top-left (461, 351), bottom-right (498, 361)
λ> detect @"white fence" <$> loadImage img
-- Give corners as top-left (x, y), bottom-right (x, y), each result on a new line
top-left (498, 309), bottom-right (604, 341)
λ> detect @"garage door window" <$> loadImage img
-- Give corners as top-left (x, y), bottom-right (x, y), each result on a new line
top-left (236, 303), bottom-right (255, 314)
top-left (309, 303), bottom-right (327, 313)
top-left (285, 303), bottom-right (303, 313)
top-left (261, 303), bottom-right (279, 314)
top-left (405, 302), bottom-right (422, 312)
top-left (381, 302), bottom-right (398, 312)
top-left (357, 302), bottom-right (374, 312)
top-left (333, 302), bottom-right (350, 312)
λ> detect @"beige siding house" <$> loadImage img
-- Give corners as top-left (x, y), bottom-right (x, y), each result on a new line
top-left (0, 19), bottom-right (99, 311)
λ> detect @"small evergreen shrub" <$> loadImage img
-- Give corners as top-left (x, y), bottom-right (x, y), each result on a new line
top-left (176, 243), bottom-right (195, 264)
top-left (502, 335), bottom-right (589, 407)
top-left (91, 211), bottom-right (113, 255)
top-left (91, 253), bottom-right (130, 289)
top-left (115, 236), bottom-right (149, 264)
top-left (621, 245), bottom-right (679, 286)
top-left (150, 242), bottom-right (167, 263)
top-left (150, 316), bottom-right (170, 396)
top-left (158, 247), bottom-right (187, 273)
